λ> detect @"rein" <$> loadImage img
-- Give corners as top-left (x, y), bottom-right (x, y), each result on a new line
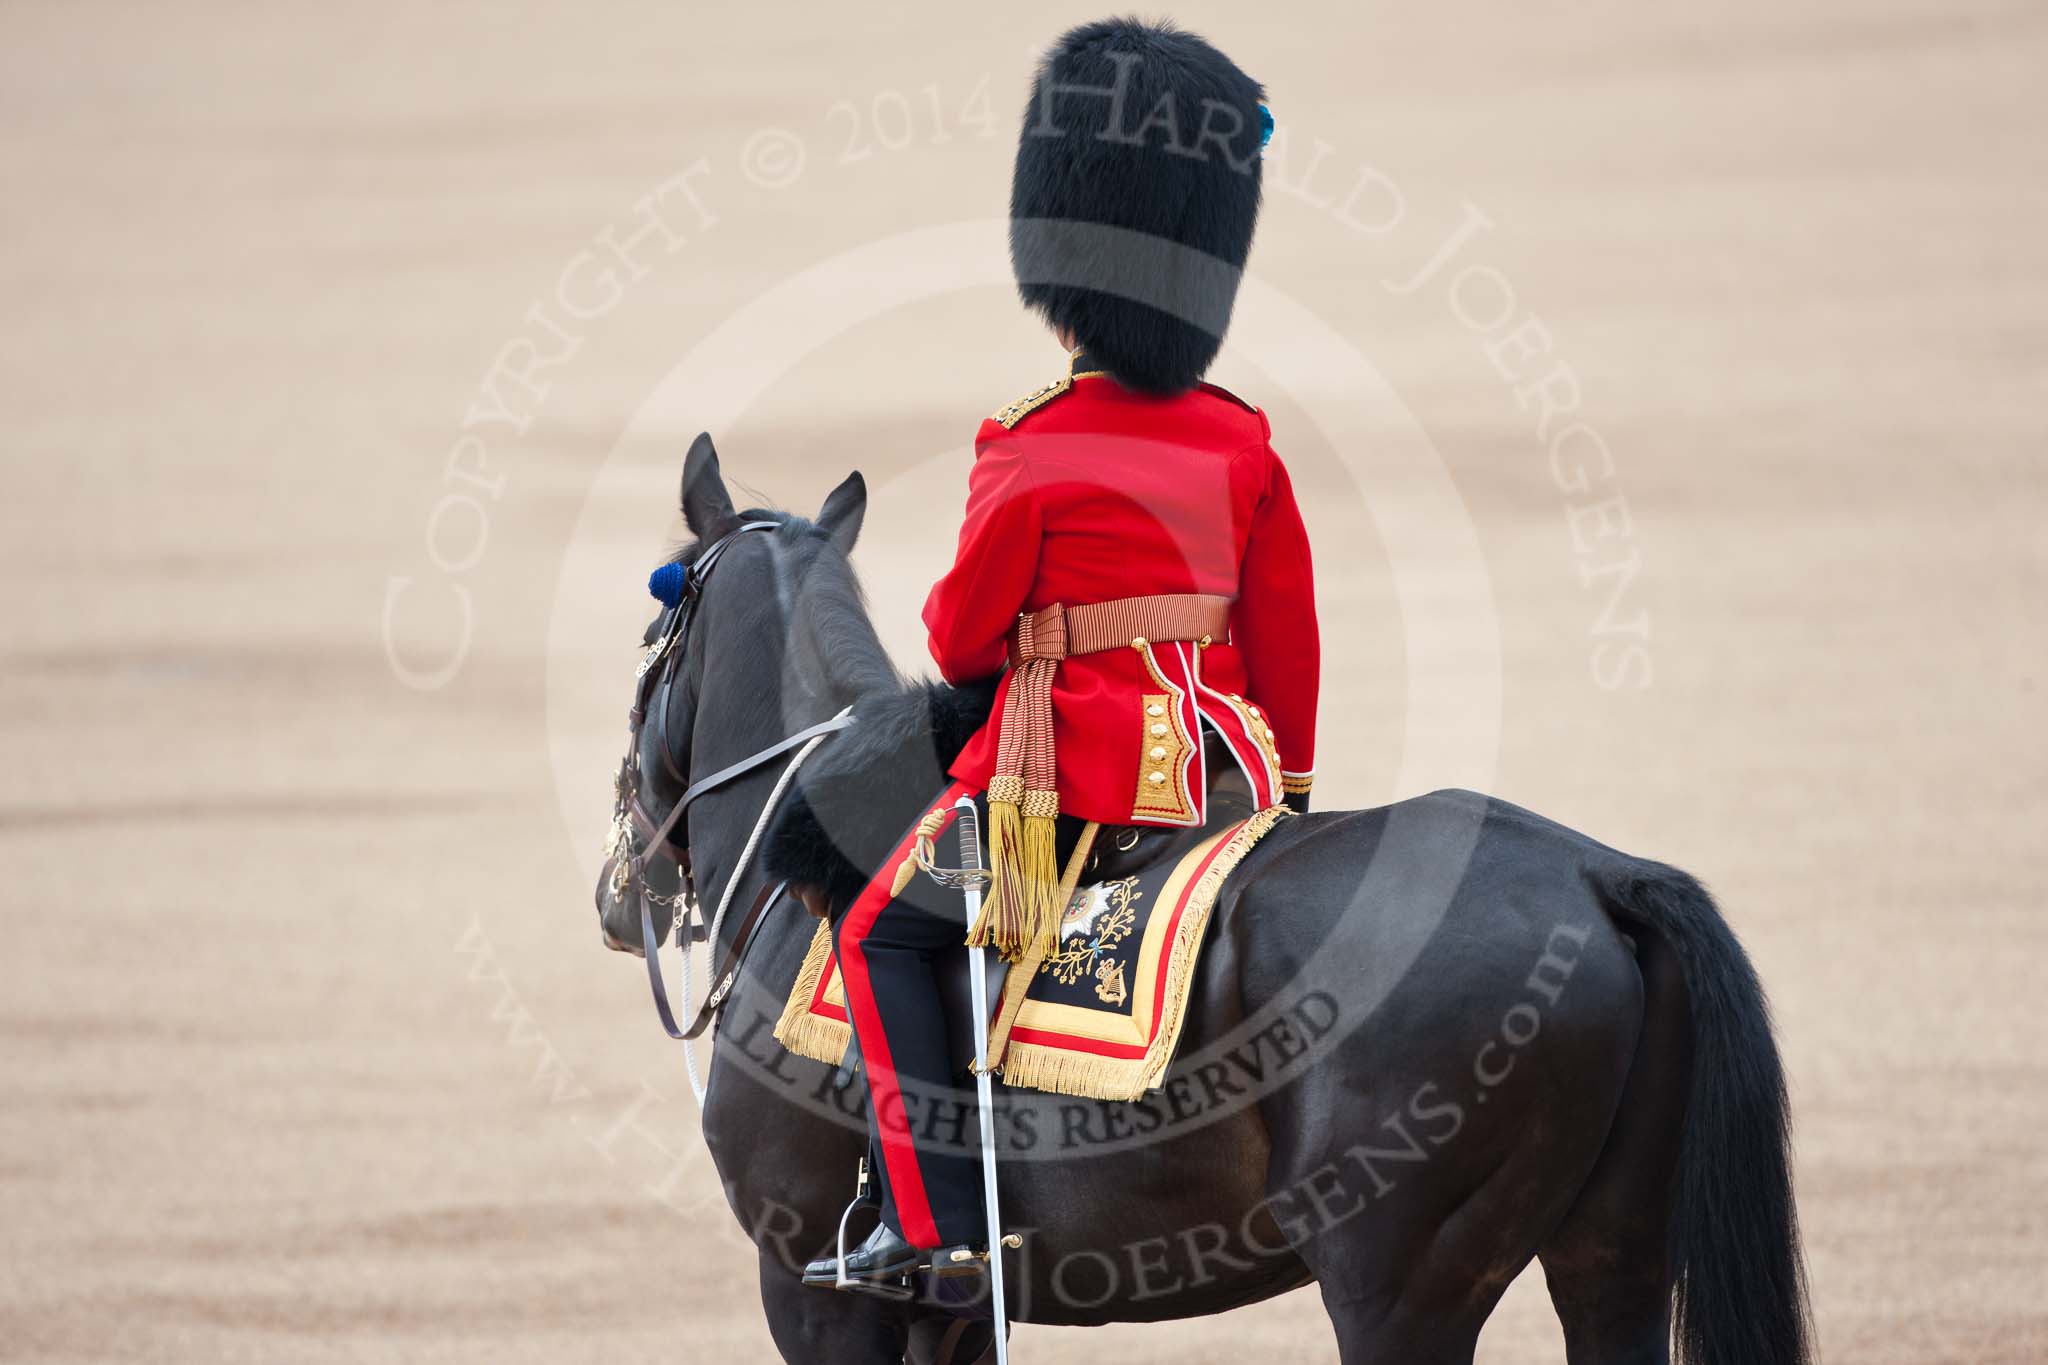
top-left (601, 519), bottom-right (855, 1099)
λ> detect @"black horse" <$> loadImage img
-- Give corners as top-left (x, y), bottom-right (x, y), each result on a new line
top-left (597, 435), bottom-right (1811, 1365)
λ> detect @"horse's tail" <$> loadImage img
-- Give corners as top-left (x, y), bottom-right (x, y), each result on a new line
top-left (1593, 860), bottom-right (1813, 1365)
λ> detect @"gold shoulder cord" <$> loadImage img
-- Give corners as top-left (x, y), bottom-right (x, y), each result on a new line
top-left (991, 375), bottom-right (1071, 429)
top-left (991, 352), bottom-right (1112, 430)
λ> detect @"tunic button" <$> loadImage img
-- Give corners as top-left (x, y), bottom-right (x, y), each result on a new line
top-left (1150, 723), bottom-right (1168, 737)
top-left (1264, 726), bottom-right (1276, 741)
top-left (1149, 746), bottom-right (1167, 761)
top-left (1147, 771), bottom-right (1166, 785)
top-left (1146, 704), bottom-right (1164, 717)
top-left (1248, 705), bottom-right (1261, 718)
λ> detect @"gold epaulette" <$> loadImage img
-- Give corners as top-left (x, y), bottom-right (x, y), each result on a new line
top-left (991, 375), bottom-right (1073, 429)
top-left (991, 351), bottom-right (1112, 430)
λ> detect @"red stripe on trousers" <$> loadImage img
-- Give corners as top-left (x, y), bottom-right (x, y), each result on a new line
top-left (834, 781), bottom-right (970, 1248)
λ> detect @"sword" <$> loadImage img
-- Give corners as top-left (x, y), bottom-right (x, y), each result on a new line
top-left (953, 795), bottom-right (1013, 1364)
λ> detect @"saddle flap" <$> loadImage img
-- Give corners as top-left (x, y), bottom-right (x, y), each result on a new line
top-left (773, 762), bottom-right (1289, 1102)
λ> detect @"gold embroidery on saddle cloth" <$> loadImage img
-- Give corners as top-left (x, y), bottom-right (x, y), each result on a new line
top-left (993, 804), bottom-right (1292, 1101)
top-left (1094, 958), bottom-right (1127, 1007)
top-left (1040, 876), bottom-right (1142, 1002)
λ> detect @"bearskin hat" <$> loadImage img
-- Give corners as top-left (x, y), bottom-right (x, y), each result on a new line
top-left (1009, 18), bottom-right (1266, 395)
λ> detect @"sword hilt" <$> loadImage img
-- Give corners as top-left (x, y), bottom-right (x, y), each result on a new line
top-left (954, 796), bottom-right (983, 873)
top-left (911, 796), bottom-right (989, 888)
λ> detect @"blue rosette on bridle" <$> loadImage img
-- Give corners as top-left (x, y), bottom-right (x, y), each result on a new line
top-left (648, 561), bottom-right (688, 608)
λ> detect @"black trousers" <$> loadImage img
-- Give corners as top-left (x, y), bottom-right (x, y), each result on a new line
top-left (828, 781), bottom-right (990, 1248)
top-left (830, 760), bottom-right (1245, 1247)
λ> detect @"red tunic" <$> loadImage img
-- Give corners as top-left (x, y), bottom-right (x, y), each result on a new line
top-left (922, 358), bottom-right (1320, 827)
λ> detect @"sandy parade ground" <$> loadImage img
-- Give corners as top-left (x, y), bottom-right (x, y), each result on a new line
top-left (3, 2), bottom-right (2044, 1361)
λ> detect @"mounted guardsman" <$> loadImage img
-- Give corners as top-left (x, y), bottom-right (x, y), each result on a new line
top-left (598, 28), bottom-right (1810, 1351)
top-left (799, 18), bottom-right (1320, 1291)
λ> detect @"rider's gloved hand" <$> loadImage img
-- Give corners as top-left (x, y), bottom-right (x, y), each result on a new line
top-left (1282, 787), bottom-right (1310, 816)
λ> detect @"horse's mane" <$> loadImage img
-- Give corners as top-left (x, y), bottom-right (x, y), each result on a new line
top-left (761, 667), bottom-right (996, 906)
top-left (674, 508), bottom-right (900, 702)
top-left (674, 511), bottom-right (996, 904)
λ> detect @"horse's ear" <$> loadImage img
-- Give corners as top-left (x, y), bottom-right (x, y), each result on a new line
top-left (680, 432), bottom-right (736, 536)
top-left (817, 471), bottom-right (866, 555)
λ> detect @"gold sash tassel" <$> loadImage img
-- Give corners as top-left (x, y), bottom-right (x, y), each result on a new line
top-left (970, 593), bottom-right (1231, 961)
top-left (969, 775), bottom-right (1025, 960)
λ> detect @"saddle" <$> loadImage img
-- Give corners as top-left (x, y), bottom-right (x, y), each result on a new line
top-left (931, 759), bottom-right (1254, 1077)
top-left (775, 745), bottom-right (1286, 1100)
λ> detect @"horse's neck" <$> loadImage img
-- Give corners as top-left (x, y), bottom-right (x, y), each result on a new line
top-left (797, 558), bottom-right (901, 707)
top-left (687, 679), bottom-right (859, 995)
top-left (695, 565), bottom-right (895, 1062)
top-left (689, 578), bottom-right (895, 917)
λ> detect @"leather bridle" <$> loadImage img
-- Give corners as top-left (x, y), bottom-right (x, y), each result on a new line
top-left (599, 519), bottom-right (854, 1067)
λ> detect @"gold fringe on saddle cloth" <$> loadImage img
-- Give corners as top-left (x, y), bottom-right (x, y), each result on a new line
top-left (967, 593), bottom-right (1232, 962)
top-left (769, 916), bottom-right (847, 1066)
